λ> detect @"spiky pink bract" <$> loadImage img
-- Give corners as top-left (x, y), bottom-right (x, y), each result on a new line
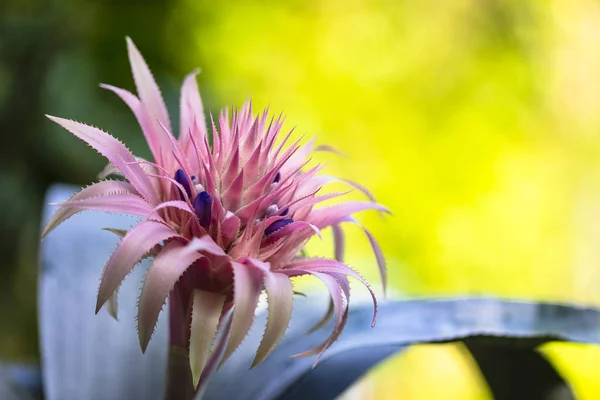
top-left (43, 38), bottom-right (388, 390)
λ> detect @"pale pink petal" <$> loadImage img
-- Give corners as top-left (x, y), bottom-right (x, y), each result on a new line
top-left (314, 272), bottom-right (344, 325)
top-left (288, 270), bottom-right (350, 365)
top-left (145, 172), bottom-right (193, 205)
top-left (285, 271), bottom-right (346, 360)
top-left (194, 309), bottom-right (233, 399)
top-left (96, 220), bottom-right (179, 312)
top-left (262, 114), bottom-right (285, 156)
top-left (46, 116), bottom-right (158, 204)
top-left (105, 290), bottom-right (120, 320)
top-left (242, 137), bottom-right (264, 185)
top-left (257, 234), bottom-right (295, 261)
top-left (200, 154), bottom-right (218, 200)
top-left (270, 129), bottom-right (297, 166)
top-left (273, 161), bottom-right (314, 207)
top-left (179, 70), bottom-right (206, 148)
top-left (97, 161), bottom-right (122, 180)
top-left (339, 178), bottom-right (378, 204)
top-left (287, 191), bottom-right (350, 215)
top-left (306, 201), bottom-right (390, 228)
top-left (243, 137), bottom-right (303, 202)
top-left (158, 120), bottom-right (196, 182)
top-left (222, 169), bottom-right (244, 211)
top-left (251, 271), bottom-right (293, 367)
top-left (235, 181), bottom-right (293, 224)
top-left (187, 123), bottom-right (208, 175)
top-left (189, 289), bottom-right (225, 387)
top-left (241, 114), bottom-right (260, 155)
top-left (138, 241), bottom-right (204, 351)
top-left (292, 270), bottom-right (351, 361)
top-left (221, 260), bottom-right (264, 365)
top-left (42, 180), bottom-right (136, 238)
top-left (216, 109), bottom-right (230, 156)
top-left (213, 128), bottom-right (224, 174)
top-left (98, 158), bottom-right (160, 196)
top-left (262, 221), bottom-right (321, 246)
top-left (125, 158), bottom-right (169, 175)
top-left (272, 135), bottom-right (304, 173)
top-left (54, 192), bottom-right (153, 218)
top-left (296, 175), bottom-right (333, 197)
top-left (278, 187), bottom-right (321, 212)
top-left (126, 37), bottom-right (172, 142)
top-left (220, 212), bottom-right (241, 249)
top-left (187, 235), bottom-right (227, 257)
top-left (154, 200), bottom-right (196, 215)
top-left (296, 305), bottom-right (349, 362)
top-left (261, 231), bottom-right (313, 267)
top-left (279, 137), bottom-right (314, 176)
top-left (287, 258), bottom-right (377, 327)
top-left (331, 223), bottom-right (345, 262)
top-left (100, 84), bottom-right (168, 166)
top-left (314, 144), bottom-right (346, 157)
top-left (227, 218), bottom-right (268, 260)
top-left (362, 227), bottom-right (387, 296)
top-left (221, 147), bottom-right (240, 187)
top-left (296, 175), bottom-right (376, 205)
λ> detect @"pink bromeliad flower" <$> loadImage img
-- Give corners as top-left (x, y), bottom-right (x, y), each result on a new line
top-left (42, 38), bottom-right (387, 397)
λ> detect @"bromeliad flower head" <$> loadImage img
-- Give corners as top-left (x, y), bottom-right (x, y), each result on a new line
top-left (42, 38), bottom-right (388, 388)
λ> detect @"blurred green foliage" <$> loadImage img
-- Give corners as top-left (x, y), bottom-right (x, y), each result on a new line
top-left (2, 0), bottom-right (600, 397)
top-left (0, 0), bottom-right (182, 359)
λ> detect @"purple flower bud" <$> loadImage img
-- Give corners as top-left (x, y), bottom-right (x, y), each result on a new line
top-left (194, 191), bottom-right (212, 230)
top-left (174, 169), bottom-right (192, 199)
top-left (280, 208), bottom-right (289, 216)
top-left (265, 218), bottom-right (294, 236)
top-left (273, 172), bottom-right (281, 183)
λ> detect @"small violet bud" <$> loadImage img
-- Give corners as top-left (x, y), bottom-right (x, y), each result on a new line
top-left (174, 169), bottom-right (192, 199)
top-left (279, 208), bottom-right (289, 216)
top-left (265, 218), bottom-right (294, 236)
top-left (273, 172), bottom-right (281, 183)
top-left (194, 191), bottom-right (212, 230)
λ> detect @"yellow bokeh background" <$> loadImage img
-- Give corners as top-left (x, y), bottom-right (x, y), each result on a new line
top-left (165, 0), bottom-right (600, 397)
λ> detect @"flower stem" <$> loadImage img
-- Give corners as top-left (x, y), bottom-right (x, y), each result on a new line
top-left (164, 346), bottom-right (194, 400)
top-left (164, 289), bottom-right (194, 400)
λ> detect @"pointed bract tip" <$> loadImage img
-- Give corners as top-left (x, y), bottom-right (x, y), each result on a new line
top-left (126, 37), bottom-right (140, 56)
top-left (379, 204), bottom-right (393, 215)
top-left (46, 115), bottom-right (70, 127)
top-left (139, 333), bottom-right (150, 354)
top-left (249, 358), bottom-right (261, 370)
top-left (40, 225), bottom-right (51, 239)
top-left (101, 227), bottom-right (128, 238)
top-left (95, 287), bottom-right (110, 315)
